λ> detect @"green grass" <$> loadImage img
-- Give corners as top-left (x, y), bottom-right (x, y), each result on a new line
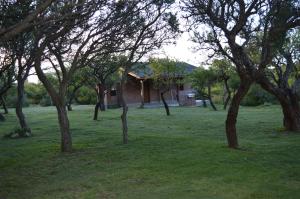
top-left (0, 105), bottom-right (299, 199)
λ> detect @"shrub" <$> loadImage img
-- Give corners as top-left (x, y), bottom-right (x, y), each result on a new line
top-left (25, 82), bottom-right (47, 104)
top-left (241, 84), bottom-right (277, 106)
top-left (39, 95), bottom-right (52, 107)
top-left (75, 86), bottom-right (96, 105)
top-left (4, 86), bottom-right (29, 108)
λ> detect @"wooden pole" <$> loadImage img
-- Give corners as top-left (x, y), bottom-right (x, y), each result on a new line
top-left (140, 80), bottom-right (144, 108)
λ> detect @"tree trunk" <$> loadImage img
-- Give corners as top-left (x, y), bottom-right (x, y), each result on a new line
top-left (0, 113), bottom-right (5, 121)
top-left (16, 78), bottom-right (31, 133)
top-left (67, 94), bottom-right (74, 111)
top-left (161, 91), bottom-right (170, 116)
top-left (202, 98), bottom-right (207, 107)
top-left (67, 86), bottom-right (82, 111)
top-left (257, 75), bottom-right (300, 131)
top-left (97, 83), bottom-right (106, 111)
top-left (208, 97), bottom-right (217, 111)
top-left (1, 97), bottom-right (8, 114)
top-left (67, 104), bottom-right (73, 111)
top-left (208, 85), bottom-right (217, 111)
top-left (281, 96), bottom-right (300, 131)
top-left (120, 80), bottom-right (128, 144)
top-left (56, 105), bottom-right (72, 152)
top-left (223, 79), bottom-right (231, 110)
top-left (34, 45), bottom-right (73, 152)
top-left (140, 80), bottom-right (144, 108)
top-left (93, 102), bottom-right (101, 120)
top-left (99, 89), bottom-right (105, 111)
top-left (93, 84), bottom-right (106, 120)
top-left (225, 77), bottom-right (252, 149)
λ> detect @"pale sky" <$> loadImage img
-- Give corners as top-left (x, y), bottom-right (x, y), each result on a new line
top-left (157, 32), bottom-right (207, 67)
top-left (28, 32), bottom-right (206, 83)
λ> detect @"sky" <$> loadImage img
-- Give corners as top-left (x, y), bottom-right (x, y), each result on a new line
top-left (28, 1), bottom-right (210, 83)
top-left (156, 32), bottom-right (207, 67)
top-left (28, 32), bottom-right (207, 83)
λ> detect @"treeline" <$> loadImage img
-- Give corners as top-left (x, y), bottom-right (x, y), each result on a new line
top-left (3, 81), bottom-right (96, 108)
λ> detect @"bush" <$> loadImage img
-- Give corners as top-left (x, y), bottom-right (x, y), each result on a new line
top-left (25, 82), bottom-right (47, 104)
top-left (241, 84), bottom-right (277, 106)
top-left (4, 86), bottom-right (29, 108)
top-left (5, 86), bottom-right (17, 108)
top-left (39, 95), bottom-right (52, 107)
top-left (75, 86), bottom-right (96, 105)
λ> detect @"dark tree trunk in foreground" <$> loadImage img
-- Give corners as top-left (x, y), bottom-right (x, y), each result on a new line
top-left (93, 102), bottom-right (101, 120)
top-left (225, 77), bottom-right (252, 149)
top-left (0, 113), bottom-right (5, 121)
top-left (16, 78), bottom-right (31, 133)
top-left (56, 104), bottom-right (72, 152)
top-left (281, 96), bottom-right (300, 131)
top-left (93, 83), bottom-right (106, 120)
top-left (35, 51), bottom-right (72, 152)
top-left (223, 79), bottom-right (231, 110)
top-left (1, 96), bottom-right (8, 114)
top-left (161, 91), bottom-right (170, 116)
top-left (99, 90), bottom-right (105, 111)
top-left (258, 76), bottom-right (300, 131)
top-left (120, 80), bottom-right (128, 144)
top-left (208, 85), bottom-right (217, 111)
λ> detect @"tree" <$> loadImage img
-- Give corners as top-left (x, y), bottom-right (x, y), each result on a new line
top-left (0, 66), bottom-right (14, 121)
top-left (150, 58), bottom-right (185, 115)
top-left (66, 67), bottom-right (92, 111)
top-left (4, 2), bottom-right (37, 134)
top-left (89, 55), bottom-right (123, 120)
top-left (115, 0), bottom-right (179, 144)
top-left (190, 67), bottom-right (218, 111)
top-left (0, 43), bottom-right (16, 116)
top-left (32, 0), bottom-right (177, 151)
top-left (263, 30), bottom-right (300, 130)
top-left (0, 0), bottom-right (54, 42)
top-left (33, 1), bottom-right (114, 152)
top-left (183, 0), bottom-right (300, 148)
top-left (211, 59), bottom-right (236, 110)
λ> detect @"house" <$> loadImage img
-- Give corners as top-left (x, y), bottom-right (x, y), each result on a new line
top-left (106, 62), bottom-right (197, 107)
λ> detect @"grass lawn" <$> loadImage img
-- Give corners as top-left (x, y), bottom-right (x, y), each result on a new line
top-left (0, 105), bottom-right (300, 199)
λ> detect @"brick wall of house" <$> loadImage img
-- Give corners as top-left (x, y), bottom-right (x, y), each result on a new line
top-left (106, 77), bottom-right (195, 106)
top-left (123, 76), bottom-right (142, 104)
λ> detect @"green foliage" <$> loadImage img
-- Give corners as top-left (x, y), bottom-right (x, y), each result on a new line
top-left (241, 84), bottom-right (277, 106)
top-left (211, 59), bottom-right (232, 78)
top-left (25, 82), bottom-right (47, 105)
top-left (149, 57), bottom-right (185, 90)
top-left (88, 55), bottom-right (125, 87)
top-left (39, 95), bottom-right (52, 107)
top-left (4, 85), bottom-right (29, 108)
top-left (75, 86), bottom-right (96, 105)
top-left (211, 59), bottom-right (240, 91)
top-left (189, 66), bottom-right (218, 98)
top-left (228, 73), bottom-right (240, 92)
top-left (44, 73), bottom-right (59, 90)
